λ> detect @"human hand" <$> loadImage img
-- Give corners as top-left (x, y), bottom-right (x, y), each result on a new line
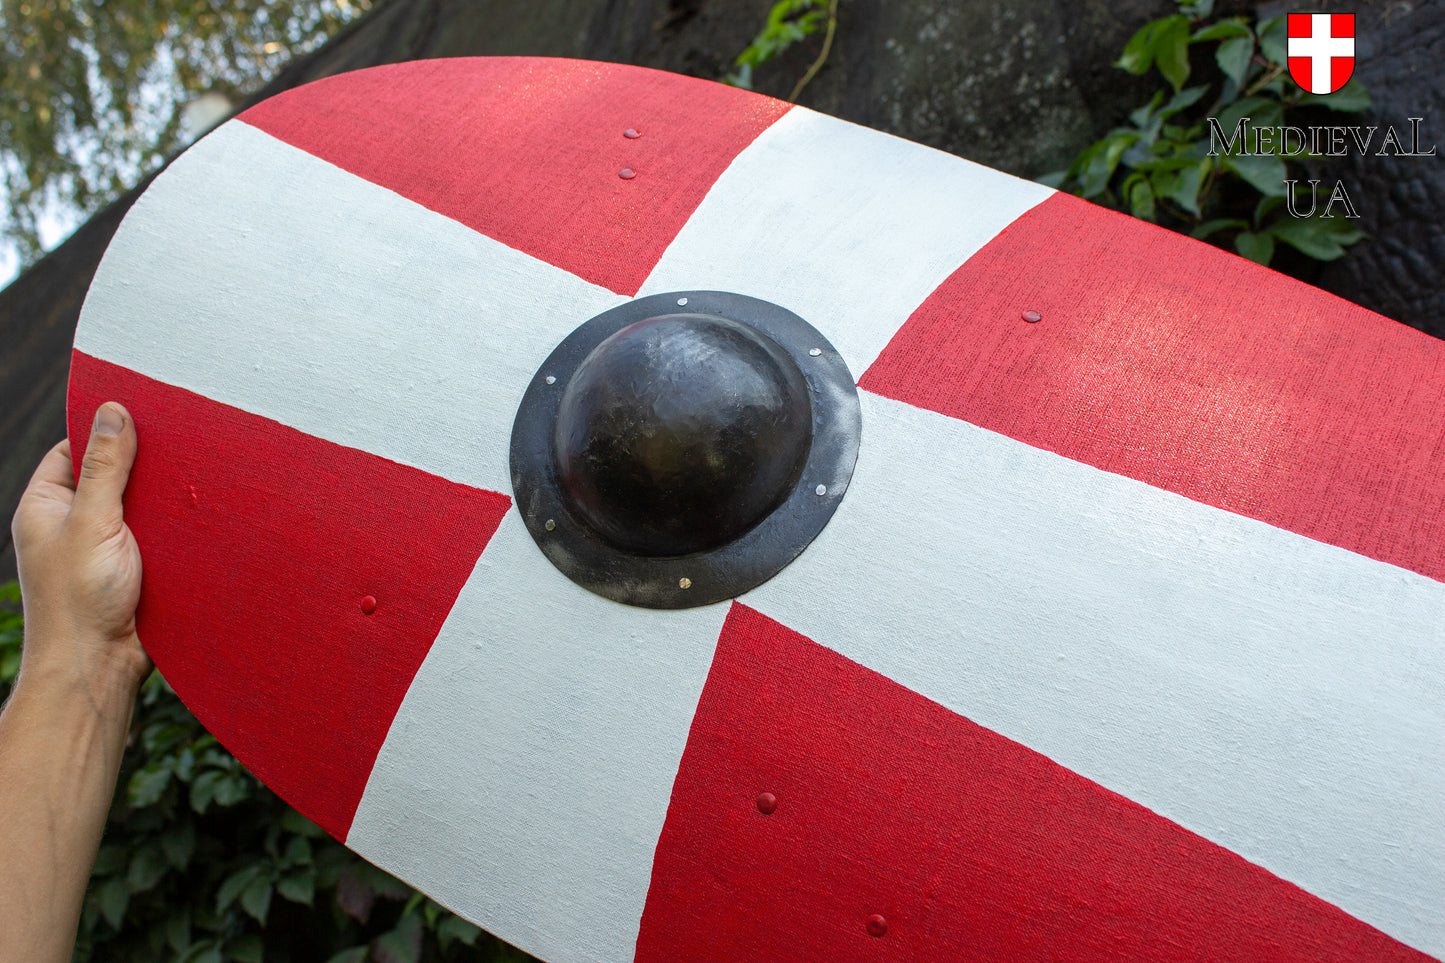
top-left (10, 402), bottom-right (150, 705)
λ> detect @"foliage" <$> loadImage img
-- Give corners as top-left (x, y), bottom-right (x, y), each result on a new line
top-left (1044, 0), bottom-right (1368, 267)
top-left (726, 0), bottom-right (839, 101)
top-left (0, 581), bottom-right (538, 963)
top-left (0, 0), bottom-right (371, 266)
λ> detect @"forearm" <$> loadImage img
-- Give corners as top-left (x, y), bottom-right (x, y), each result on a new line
top-left (0, 652), bottom-right (138, 963)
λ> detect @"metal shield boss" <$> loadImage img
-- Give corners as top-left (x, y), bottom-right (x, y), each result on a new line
top-left (510, 291), bottom-right (862, 608)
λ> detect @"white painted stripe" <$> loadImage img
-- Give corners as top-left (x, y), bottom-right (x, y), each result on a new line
top-left (346, 512), bottom-right (730, 963)
top-left (640, 106), bottom-right (1054, 378)
top-left (74, 120), bottom-right (626, 494)
top-left (742, 391), bottom-right (1445, 958)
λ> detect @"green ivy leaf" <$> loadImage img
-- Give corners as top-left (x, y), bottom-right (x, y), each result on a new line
top-left (126, 844), bottom-right (169, 893)
top-left (1129, 90), bottom-right (1166, 127)
top-left (372, 912), bottom-right (424, 963)
top-left (92, 844), bottom-right (127, 877)
top-left (1223, 154), bottom-right (1288, 196)
top-left (324, 949), bottom-right (370, 963)
top-left (1211, 97), bottom-right (1276, 146)
top-left (165, 912), bottom-right (192, 954)
top-left (1158, 85), bottom-right (1208, 120)
top-left (1118, 15), bottom-right (1188, 76)
top-left (189, 769), bottom-right (222, 813)
top-left (1191, 19), bottom-right (1251, 42)
top-left (278, 868), bottom-right (317, 907)
top-left (127, 763), bottom-right (173, 808)
top-left (1128, 176), bottom-right (1157, 221)
top-left (282, 834), bottom-right (313, 866)
top-left (436, 914), bottom-right (483, 950)
top-left (240, 873), bottom-right (274, 924)
top-left (1193, 218), bottom-right (1248, 238)
top-left (97, 875), bottom-right (130, 930)
top-left (1268, 216), bottom-right (1352, 259)
top-left (1297, 80), bottom-right (1372, 112)
top-left (161, 819), bottom-right (196, 870)
top-left (216, 864), bottom-right (266, 913)
top-left (180, 943), bottom-right (223, 963)
top-left (1215, 35), bottom-right (1254, 87)
top-left (1257, 16), bottom-right (1288, 66)
top-left (1154, 17), bottom-right (1192, 91)
top-left (1234, 231), bottom-right (1274, 264)
top-left (212, 772), bottom-right (252, 807)
top-left (1165, 158), bottom-right (1211, 215)
top-left (1080, 132), bottom-right (1138, 197)
top-left (229, 934), bottom-right (266, 963)
top-left (1253, 194), bottom-right (1284, 228)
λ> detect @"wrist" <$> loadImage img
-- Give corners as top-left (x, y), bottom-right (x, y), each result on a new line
top-left (14, 630), bottom-right (149, 723)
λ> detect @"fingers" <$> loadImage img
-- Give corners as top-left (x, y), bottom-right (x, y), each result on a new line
top-left (24, 439), bottom-right (76, 496)
top-left (71, 403), bottom-right (138, 530)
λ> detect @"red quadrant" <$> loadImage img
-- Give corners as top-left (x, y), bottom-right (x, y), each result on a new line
top-left (635, 603), bottom-right (1430, 962)
top-left (860, 192), bottom-right (1445, 583)
top-left (238, 58), bottom-right (791, 296)
top-left (68, 351), bottom-right (512, 840)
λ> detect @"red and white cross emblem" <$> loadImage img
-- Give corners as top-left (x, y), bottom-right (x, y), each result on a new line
top-left (1288, 13), bottom-right (1356, 95)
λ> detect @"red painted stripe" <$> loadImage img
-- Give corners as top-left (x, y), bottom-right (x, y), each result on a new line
top-left (68, 352), bottom-right (512, 840)
top-left (635, 604), bottom-right (1431, 962)
top-left (238, 58), bottom-right (790, 296)
top-left (1331, 53), bottom-right (1354, 93)
top-left (860, 192), bottom-right (1445, 583)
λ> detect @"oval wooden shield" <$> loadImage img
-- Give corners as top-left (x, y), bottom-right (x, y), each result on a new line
top-left (67, 58), bottom-right (1443, 963)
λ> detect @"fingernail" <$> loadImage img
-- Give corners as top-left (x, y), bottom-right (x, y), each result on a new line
top-left (95, 404), bottom-right (124, 436)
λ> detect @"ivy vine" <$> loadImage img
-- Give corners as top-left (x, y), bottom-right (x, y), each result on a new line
top-left (727, 0), bottom-right (840, 102)
top-left (1043, 0), bottom-right (1369, 266)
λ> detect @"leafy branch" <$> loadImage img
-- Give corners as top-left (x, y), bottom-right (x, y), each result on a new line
top-left (727, 0), bottom-right (840, 101)
top-left (1043, 0), bottom-right (1369, 266)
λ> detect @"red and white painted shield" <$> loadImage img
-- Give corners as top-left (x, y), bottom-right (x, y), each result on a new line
top-left (68, 58), bottom-right (1443, 962)
top-left (1288, 13), bottom-right (1356, 95)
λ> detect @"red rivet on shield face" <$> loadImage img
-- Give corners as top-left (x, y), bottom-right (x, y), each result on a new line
top-left (1022, 310), bottom-right (1043, 323)
top-left (619, 168), bottom-right (637, 180)
top-left (360, 595), bottom-right (378, 615)
top-left (623, 128), bottom-right (641, 139)
top-left (866, 914), bottom-right (888, 937)
top-left (756, 792), bottom-right (777, 815)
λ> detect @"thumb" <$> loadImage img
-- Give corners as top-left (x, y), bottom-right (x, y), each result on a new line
top-left (72, 402), bottom-right (138, 528)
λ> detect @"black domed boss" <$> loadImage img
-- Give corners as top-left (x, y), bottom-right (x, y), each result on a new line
top-left (510, 291), bottom-right (862, 608)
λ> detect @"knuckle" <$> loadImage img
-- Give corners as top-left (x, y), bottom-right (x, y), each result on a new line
top-left (80, 442), bottom-right (120, 481)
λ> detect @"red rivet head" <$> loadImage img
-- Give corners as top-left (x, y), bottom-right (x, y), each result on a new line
top-left (756, 792), bottom-right (778, 815)
top-left (360, 595), bottom-right (378, 615)
top-left (623, 128), bottom-right (641, 139)
top-left (1022, 310), bottom-right (1043, 323)
top-left (866, 914), bottom-right (888, 937)
top-left (618, 168), bottom-right (637, 180)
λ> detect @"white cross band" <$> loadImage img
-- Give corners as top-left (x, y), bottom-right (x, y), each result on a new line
top-left (1291, 13), bottom-right (1355, 94)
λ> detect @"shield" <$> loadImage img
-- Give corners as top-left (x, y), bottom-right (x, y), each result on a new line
top-left (1288, 12), bottom-right (1356, 95)
top-left (67, 58), bottom-right (1442, 962)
